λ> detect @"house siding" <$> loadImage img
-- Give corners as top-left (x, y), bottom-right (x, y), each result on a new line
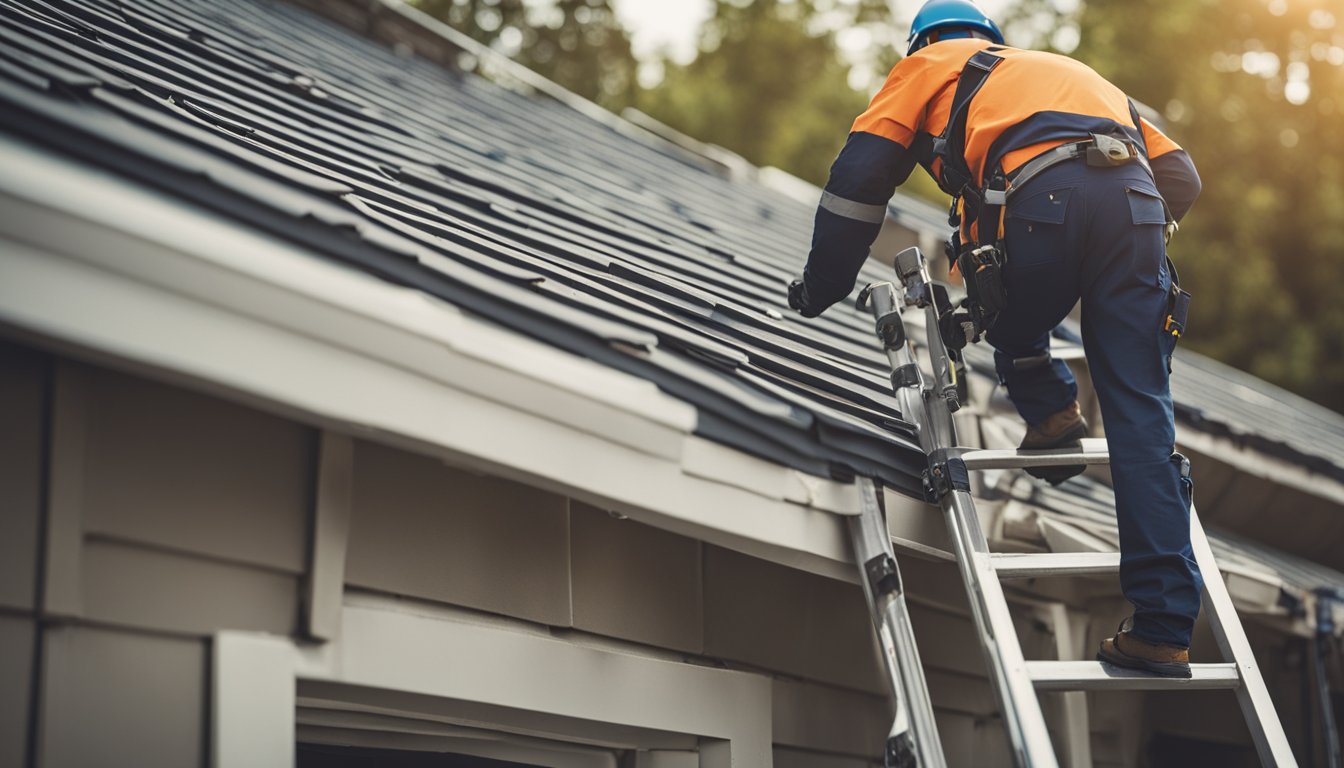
top-left (38, 626), bottom-right (207, 768)
top-left (570, 500), bottom-right (704, 654)
top-left (80, 539), bottom-right (301, 637)
top-left (0, 615), bottom-right (34, 768)
top-left (345, 439), bottom-right (574, 628)
top-left (78, 365), bottom-right (314, 573)
top-left (0, 342), bottom-right (44, 612)
top-left (703, 545), bottom-right (884, 695)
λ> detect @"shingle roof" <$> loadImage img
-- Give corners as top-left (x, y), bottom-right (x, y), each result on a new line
top-left (962, 323), bottom-right (1344, 486)
top-left (0, 0), bottom-right (926, 494)
top-left (1170, 351), bottom-right (1344, 482)
top-left (4, 0), bottom-right (1343, 500)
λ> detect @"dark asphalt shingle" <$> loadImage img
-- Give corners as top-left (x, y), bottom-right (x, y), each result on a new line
top-left (0, 0), bottom-right (926, 493)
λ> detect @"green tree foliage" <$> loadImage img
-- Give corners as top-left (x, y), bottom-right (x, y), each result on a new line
top-left (413, 0), bottom-right (638, 109)
top-left (634, 0), bottom-right (875, 185)
top-left (1049, 0), bottom-right (1344, 409)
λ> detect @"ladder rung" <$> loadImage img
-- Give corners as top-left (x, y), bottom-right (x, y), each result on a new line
top-left (991, 552), bottom-right (1119, 579)
top-left (959, 438), bottom-right (1110, 471)
top-left (1027, 661), bottom-right (1241, 691)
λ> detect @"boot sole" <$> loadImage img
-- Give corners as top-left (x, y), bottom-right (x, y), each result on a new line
top-left (1096, 645), bottom-right (1192, 679)
top-left (1022, 423), bottom-right (1090, 485)
top-left (1026, 463), bottom-right (1086, 485)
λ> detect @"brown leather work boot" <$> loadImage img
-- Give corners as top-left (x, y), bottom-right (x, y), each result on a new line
top-left (1019, 401), bottom-right (1088, 485)
top-left (1096, 619), bottom-right (1192, 678)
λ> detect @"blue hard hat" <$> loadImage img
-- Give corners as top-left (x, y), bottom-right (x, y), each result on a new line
top-left (907, 0), bottom-right (1004, 56)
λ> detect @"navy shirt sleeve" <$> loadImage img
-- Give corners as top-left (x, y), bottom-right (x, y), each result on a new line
top-left (1150, 149), bottom-right (1201, 223)
top-left (801, 132), bottom-right (915, 313)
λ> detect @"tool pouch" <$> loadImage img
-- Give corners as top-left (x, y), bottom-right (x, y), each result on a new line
top-left (956, 243), bottom-right (1009, 341)
top-left (1162, 261), bottom-right (1191, 372)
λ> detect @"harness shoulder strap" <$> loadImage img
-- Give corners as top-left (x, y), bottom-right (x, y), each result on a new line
top-left (1127, 99), bottom-right (1149, 156)
top-left (932, 48), bottom-right (1004, 197)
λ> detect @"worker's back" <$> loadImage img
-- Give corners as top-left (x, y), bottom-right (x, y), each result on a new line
top-left (854, 39), bottom-right (1178, 186)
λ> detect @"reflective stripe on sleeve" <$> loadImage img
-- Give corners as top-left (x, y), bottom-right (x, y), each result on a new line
top-left (819, 191), bottom-right (888, 224)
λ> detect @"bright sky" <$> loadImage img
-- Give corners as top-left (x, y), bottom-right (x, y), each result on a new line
top-left (612, 0), bottom-right (1016, 65)
top-left (611, 0), bottom-right (713, 64)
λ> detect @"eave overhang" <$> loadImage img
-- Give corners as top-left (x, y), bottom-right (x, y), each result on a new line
top-left (0, 136), bottom-right (885, 583)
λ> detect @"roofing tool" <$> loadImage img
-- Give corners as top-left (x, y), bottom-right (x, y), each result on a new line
top-left (849, 246), bottom-right (1297, 767)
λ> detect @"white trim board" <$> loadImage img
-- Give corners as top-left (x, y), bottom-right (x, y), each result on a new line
top-left (302, 595), bottom-right (773, 758)
top-left (214, 595), bottom-right (774, 767)
top-left (0, 136), bottom-right (869, 582)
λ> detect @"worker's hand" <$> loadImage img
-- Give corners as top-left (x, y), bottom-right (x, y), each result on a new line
top-left (787, 278), bottom-right (823, 318)
top-left (1164, 220), bottom-right (1179, 246)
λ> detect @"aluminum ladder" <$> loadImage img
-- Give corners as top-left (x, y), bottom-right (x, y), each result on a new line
top-left (847, 473), bottom-right (947, 768)
top-left (854, 246), bottom-right (1297, 767)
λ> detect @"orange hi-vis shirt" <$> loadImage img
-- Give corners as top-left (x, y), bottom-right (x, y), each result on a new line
top-left (852, 39), bottom-right (1182, 189)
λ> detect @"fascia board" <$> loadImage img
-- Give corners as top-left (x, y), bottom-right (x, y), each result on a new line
top-left (0, 139), bottom-right (864, 580)
top-left (681, 435), bottom-right (861, 512)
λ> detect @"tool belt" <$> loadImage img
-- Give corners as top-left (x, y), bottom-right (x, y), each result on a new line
top-left (983, 135), bottom-right (1191, 358)
top-left (940, 134), bottom-right (1177, 350)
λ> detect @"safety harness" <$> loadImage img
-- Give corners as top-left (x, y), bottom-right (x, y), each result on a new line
top-left (919, 48), bottom-right (1189, 352)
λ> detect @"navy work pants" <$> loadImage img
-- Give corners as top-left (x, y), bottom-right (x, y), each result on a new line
top-left (986, 160), bottom-right (1203, 648)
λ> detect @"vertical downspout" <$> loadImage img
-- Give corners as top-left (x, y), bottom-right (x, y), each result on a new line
top-left (1314, 588), bottom-right (1343, 768)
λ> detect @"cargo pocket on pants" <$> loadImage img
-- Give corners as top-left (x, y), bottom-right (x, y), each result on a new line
top-left (1005, 186), bottom-right (1074, 271)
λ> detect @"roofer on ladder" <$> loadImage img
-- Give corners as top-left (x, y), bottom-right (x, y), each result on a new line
top-left (788, 0), bottom-right (1205, 677)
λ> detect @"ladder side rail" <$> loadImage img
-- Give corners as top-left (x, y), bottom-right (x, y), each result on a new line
top-left (1190, 508), bottom-right (1299, 766)
top-left (871, 266), bottom-right (1060, 768)
top-left (940, 486), bottom-right (1061, 767)
top-left (894, 261), bottom-right (1060, 768)
top-left (850, 477), bottom-right (947, 768)
top-left (919, 302), bottom-right (961, 451)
